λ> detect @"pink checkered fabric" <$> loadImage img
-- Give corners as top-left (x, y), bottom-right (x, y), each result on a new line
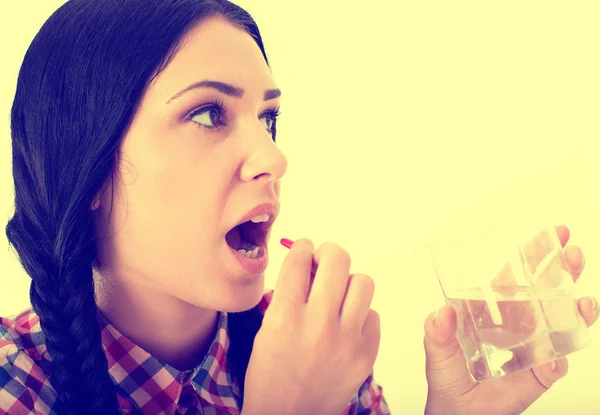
top-left (0, 291), bottom-right (390, 414)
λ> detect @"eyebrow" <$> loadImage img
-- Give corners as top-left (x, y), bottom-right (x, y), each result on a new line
top-left (166, 80), bottom-right (281, 103)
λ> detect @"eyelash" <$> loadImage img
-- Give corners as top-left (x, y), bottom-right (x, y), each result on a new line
top-left (188, 99), bottom-right (228, 130)
top-left (188, 99), bottom-right (281, 138)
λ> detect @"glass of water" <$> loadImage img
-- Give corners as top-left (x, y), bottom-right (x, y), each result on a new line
top-left (429, 224), bottom-right (590, 381)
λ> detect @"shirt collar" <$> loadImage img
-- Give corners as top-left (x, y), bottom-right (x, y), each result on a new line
top-left (97, 311), bottom-right (241, 413)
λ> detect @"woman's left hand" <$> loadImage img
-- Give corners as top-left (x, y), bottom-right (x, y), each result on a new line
top-left (423, 225), bottom-right (599, 415)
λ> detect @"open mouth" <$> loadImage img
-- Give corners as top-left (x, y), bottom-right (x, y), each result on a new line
top-left (225, 220), bottom-right (268, 258)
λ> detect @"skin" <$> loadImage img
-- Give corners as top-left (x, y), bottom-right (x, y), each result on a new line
top-left (93, 17), bottom-right (287, 371)
top-left (89, 16), bottom-right (598, 414)
top-left (424, 225), bottom-right (600, 414)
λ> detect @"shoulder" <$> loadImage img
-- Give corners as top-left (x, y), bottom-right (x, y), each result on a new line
top-left (0, 309), bottom-right (57, 414)
top-left (0, 308), bottom-right (47, 362)
top-left (0, 308), bottom-right (45, 360)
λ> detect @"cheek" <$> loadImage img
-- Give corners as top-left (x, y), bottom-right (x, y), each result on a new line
top-left (106, 167), bottom-right (222, 283)
top-left (105, 126), bottom-right (233, 286)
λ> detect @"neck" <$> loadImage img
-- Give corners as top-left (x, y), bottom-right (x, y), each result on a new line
top-left (93, 269), bottom-right (219, 371)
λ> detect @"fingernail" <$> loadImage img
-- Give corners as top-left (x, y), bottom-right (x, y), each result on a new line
top-left (591, 297), bottom-right (598, 312)
top-left (432, 309), bottom-right (442, 327)
top-left (549, 360), bottom-right (557, 372)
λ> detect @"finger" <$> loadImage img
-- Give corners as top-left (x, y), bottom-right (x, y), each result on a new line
top-left (556, 225), bottom-right (571, 248)
top-left (308, 242), bottom-right (351, 319)
top-left (519, 226), bottom-right (571, 282)
top-left (423, 305), bottom-right (476, 396)
top-left (578, 297), bottom-right (599, 327)
top-left (529, 357), bottom-right (569, 390)
top-left (508, 356), bottom-right (568, 408)
top-left (271, 238), bottom-right (314, 308)
top-left (362, 309), bottom-right (381, 358)
top-left (564, 245), bottom-right (585, 282)
top-left (521, 229), bottom-right (556, 273)
top-left (491, 261), bottom-right (519, 296)
top-left (340, 274), bottom-right (375, 334)
top-left (491, 226), bottom-right (573, 294)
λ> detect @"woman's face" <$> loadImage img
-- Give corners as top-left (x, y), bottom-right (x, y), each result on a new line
top-left (95, 17), bottom-right (287, 312)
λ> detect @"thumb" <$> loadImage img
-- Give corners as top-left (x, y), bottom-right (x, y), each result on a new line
top-left (424, 305), bottom-right (475, 396)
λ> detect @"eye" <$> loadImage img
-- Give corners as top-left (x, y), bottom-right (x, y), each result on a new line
top-left (259, 108), bottom-right (281, 134)
top-left (189, 100), bottom-right (227, 130)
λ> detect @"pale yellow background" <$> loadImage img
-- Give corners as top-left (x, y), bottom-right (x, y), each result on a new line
top-left (1, 1), bottom-right (599, 413)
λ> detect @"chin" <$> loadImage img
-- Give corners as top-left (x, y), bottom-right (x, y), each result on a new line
top-left (217, 274), bottom-right (266, 313)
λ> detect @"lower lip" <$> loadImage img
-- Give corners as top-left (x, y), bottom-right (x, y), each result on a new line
top-left (228, 243), bottom-right (269, 275)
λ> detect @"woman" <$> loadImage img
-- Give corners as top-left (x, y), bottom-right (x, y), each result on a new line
top-left (1, 0), bottom-right (597, 414)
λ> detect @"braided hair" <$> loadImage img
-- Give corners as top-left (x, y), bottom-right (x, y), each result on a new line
top-left (6, 1), bottom-right (268, 413)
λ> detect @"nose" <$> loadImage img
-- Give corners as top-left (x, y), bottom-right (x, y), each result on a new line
top-left (239, 119), bottom-right (288, 184)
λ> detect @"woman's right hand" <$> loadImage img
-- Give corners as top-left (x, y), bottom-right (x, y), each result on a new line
top-left (242, 239), bottom-right (381, 415)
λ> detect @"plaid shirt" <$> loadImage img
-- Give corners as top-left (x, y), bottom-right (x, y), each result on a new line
top-left (0, 291), bottom-right (390, 414)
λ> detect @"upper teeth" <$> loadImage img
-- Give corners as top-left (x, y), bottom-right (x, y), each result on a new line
top-left (250, 214), bottom-right (270, 223)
